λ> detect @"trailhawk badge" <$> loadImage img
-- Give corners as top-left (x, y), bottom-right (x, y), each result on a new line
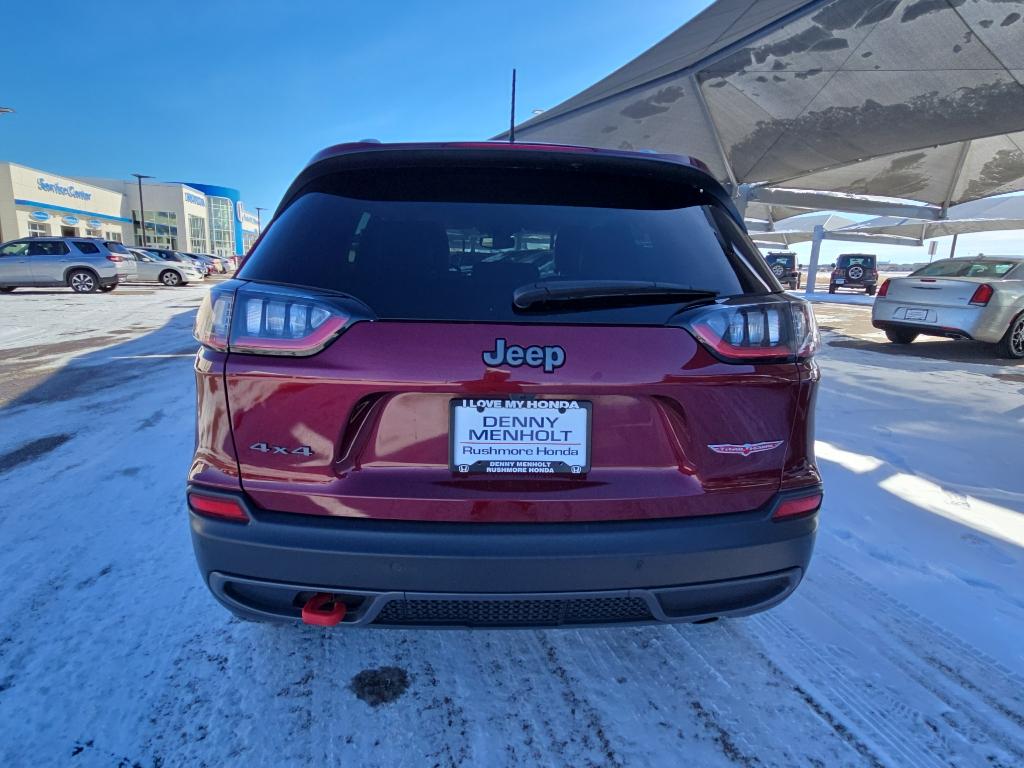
top-left (708, 441), bottom-right (784, 456)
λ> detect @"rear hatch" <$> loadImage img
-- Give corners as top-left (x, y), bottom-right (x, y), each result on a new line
top-left (203, 147), bottom-right (818, 523)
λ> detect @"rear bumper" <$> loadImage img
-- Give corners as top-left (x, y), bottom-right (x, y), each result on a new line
top-left (872, 299), bottom-right (1006, 342)
top-left (99, 274), bottom-right (119, 288)
top-left (189, 486), bottom-right (819, 628)
top-left (872, 319), bottom-right (974, 340)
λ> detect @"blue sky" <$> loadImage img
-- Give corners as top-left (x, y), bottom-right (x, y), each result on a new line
top-left (1, 0), bottom-right (1020, 263)
top-left (0, 1), bottom-right (700, 209)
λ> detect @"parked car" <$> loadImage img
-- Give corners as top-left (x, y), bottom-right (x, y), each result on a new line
top-left (108, 241), bottom-right (137, 283)
top-left (181, 253), bottom-right (212, 276)
top-left (829, 253), bottom-right (878, 294)
top-left (765, 251), bottom-right (801, 289)
top-left (189, 141), bottom-right (822, 629)
top-left (131, 248), bottom-right (204, 286)
top-left (872, 257), bottom-right (1024, 358)
top-left (186, 253), bottom-right (223, 274)
top-left (0, 236), bottom-right (121, 293)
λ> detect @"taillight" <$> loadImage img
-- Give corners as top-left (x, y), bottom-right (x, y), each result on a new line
top-left (188, 492), bottom-right (249, 522)
top-left (106, 254), bottom-right (122, 262)
top-left (772, 492), bottom-right (822, 520)
top-left (194, 282), bottom-right (363, 356)
top-left (682, 298), bottom-right (819, 363)
top-left (969, 284), bottom-right (994, 306)
top-left (193, 285), bottom-right (234, 351)
top-left (877, 279), bottom-right (890, 297)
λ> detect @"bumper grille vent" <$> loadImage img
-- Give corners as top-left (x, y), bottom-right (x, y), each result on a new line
top-left (374, 596), bottom-right (651, 627)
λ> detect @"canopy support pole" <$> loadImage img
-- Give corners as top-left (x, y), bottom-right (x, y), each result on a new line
top-left (804, 225), bottom-right (825, 295)
top-left (692, 74), bottom-right (739, 200)
top-left (748, 186), bottom-right (941, 220)
top-left (942, 140), bottom-right (971, 218)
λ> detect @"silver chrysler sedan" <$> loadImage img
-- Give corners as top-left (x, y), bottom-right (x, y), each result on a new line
top-left (872, 257), bottom-right (1024, 359)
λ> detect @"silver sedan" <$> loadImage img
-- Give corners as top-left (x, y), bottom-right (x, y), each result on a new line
top-left (872, 257), bottom-right (1024, 359)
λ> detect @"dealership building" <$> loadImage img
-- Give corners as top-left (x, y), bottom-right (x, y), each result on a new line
top-left (0, 161), bottom-right (258, 257)
top-left (0, 162), bottom-right (130, 244)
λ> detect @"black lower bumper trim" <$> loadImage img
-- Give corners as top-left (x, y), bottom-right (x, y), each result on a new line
top-left (209, 568), bottom-right (802, 628)
top-left (190, 487), bottom-right (818, 627)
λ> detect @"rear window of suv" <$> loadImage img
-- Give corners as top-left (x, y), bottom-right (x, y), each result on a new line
top-left (239, 166), bottom-right (774, 324)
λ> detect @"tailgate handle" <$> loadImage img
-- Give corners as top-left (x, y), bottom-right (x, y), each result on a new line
top-left (301, 593), bottom-right (347, 626)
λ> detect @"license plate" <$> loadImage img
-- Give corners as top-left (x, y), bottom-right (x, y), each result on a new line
top-left (834, 278), bottom-right (845, 284)
top-left (450, 398), bottom-right (591, 475)
top-left (905, 308), bottom-right (928, 321)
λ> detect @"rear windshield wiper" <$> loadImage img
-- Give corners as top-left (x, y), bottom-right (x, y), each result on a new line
top-left (512, 280), bottom-right (718, 312)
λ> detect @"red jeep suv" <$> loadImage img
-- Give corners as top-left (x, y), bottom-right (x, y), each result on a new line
top-left (189, 142), bottom-right (821, 628)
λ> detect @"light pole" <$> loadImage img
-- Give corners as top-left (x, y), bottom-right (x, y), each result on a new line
top-left (254, 207), bottom-right (267, 233)
top-left (131, 173), bottom-right (153, 247)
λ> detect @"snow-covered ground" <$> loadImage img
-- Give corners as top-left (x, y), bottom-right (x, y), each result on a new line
top-left (1, 286), bottom-right (1022, 767)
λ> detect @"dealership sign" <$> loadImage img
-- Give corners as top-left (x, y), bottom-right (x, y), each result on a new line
top-left (37, 177), bottom-right (92, 201)
top-left (62, 215), bottom-right (80, 226)
top-left (184, 192), bottom-right (206, 207)
top-left (236, 200), bottom-right (259, 230)
top-left (88, 219), bottom-right (102, 229)
top-left (29, 211), bottom-right (50, 221)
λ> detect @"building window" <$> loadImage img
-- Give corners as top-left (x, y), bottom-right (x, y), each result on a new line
top-left (188, 214), bottom-right (208, 253)
top-left (86, 228), bottom-right (101, 238)
top-left (207, 197), bottom-right (235, 257)
top-left (242, 230), bottom-right (258, 254)
top-left (106, 231), bottom-right (122, 243)
top-left (132, 210), bottom-right (178, 249)
top-left (28, 221), bottom-right (50, 237)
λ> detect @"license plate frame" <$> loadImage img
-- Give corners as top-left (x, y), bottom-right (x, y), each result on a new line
top-left (905, 308), bottom-right (928, 321)
top-left (449, 397), bottom-right (592, 476)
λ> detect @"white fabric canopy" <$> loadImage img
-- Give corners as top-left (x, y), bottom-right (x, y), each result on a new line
top-left (749, 212), bottom-right (857, 244)
top-left (835, 194), bottom-right (1024, 238)
top-left (507, 0), bottom-right (1024, 207)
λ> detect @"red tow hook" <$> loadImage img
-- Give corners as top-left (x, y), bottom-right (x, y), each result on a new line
top-left (301, 593), bottom-right (347, 626)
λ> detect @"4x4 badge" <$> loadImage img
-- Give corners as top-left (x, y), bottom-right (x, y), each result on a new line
top-left (708, 441), bottom-right (784, 456)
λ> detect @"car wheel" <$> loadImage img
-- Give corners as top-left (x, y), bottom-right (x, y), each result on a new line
top-left (99, 284), bottom-right (117, 293)
top-left (0, 286), bottom-right (15, 293)
top-left (160, 270), bottom-right (182, 287)
top-left (998, 312), bottom-right (1024, 360)
top-left (885, 328), bottom-right (918, 344)
top-left (68, 269), bottom-right (98, 293)
top-left (828, 284), bottom-right (836, 294)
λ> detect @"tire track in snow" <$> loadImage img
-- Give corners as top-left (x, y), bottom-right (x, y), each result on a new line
top-left (789, 556), bottom-right (1024, 765)
top-left (753, 610), bottom-right (952, 768)
top-left (673, 622), bottom-right (888, 768)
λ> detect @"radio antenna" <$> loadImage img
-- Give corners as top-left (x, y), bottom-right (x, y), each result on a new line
top-left (509, 68), bottom-right (517, 143)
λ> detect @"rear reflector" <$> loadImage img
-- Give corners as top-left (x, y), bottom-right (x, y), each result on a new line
top-left (772, 493), bottom-right (822, 521)
top-left (877, 279), bottom-right (890, 297)
top-left (188, 492), bottom-right (249, 522)
top-left (969, 284), bottom-right (994, 306)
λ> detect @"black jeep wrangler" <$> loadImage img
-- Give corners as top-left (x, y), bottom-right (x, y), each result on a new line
top-left (765, 251), bottom-right (801, 289)
top-left (830, 253), bottom-right (878, 295)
